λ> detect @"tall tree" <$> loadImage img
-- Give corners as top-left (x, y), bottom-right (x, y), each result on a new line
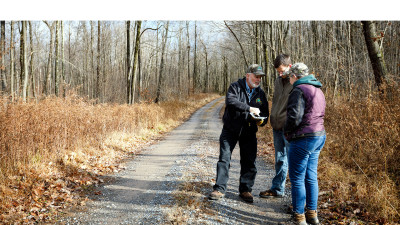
top-left (129, 20), bottom-right (142, 104)
top-left (224, 21), bottom-right (248, 68)
top-left (126, 21), bottom-right (131, 103)
top-left (193, 21), bottom-right (198, 93)
top-left (96, 21), bottom-right (101, 100)
top-left (43, 21), bottom-right (55, 95)
top-left (22, 21), bottom-right (29, 102)
top-left (361, 21), bottom-right (388, 88)
top-left (10, 22), bottom-right (15, 101)
top-left (154, 21), bottom-right (169, 103)
top-left (54, 21), bottom-right (60, 96)
top-left (0, 21), bottom-right (6, 92)
top-left (186, 21), bottom-right (191, 96)
top-left (28, 21), bottom-right (35, 98)
top-left (61, 21), bottom-right (65, 97)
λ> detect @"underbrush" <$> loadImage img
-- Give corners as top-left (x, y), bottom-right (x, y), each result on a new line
top-left (0, 93), bottom-right (220, 223)
top-left (258, 84), bottom-right (400, 224)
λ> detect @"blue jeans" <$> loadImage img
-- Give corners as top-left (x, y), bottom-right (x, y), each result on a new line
top-left (288, 135), bottom-right (326, 214)
top-left (270, 129), bottom-right (290, 196)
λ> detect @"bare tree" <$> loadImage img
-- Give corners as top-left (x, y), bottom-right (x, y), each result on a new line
top-left (0, 21), bottom-right (6, 92)
top-left (154, 21), bottom-right (169, 103)
top-left (361, 21), bottom-right (388, 88)
top-left (130, 20), bottom-right (142, 104)
top-left (10, 21), bottom-right (15, 101)
top-left (96, 21), bottom-right (101, 100)
top-left (224, 21), bottom-right (248, 68)
top-left (22, 21), bottom-right (29, 102)
top-left (43, 21), bottom-right (55, 95)
top-left (126, 21), bottom-right (131, 103)
top-left (55, 21), bottom-right (60, 96)
top-left (28, 21), bottom-right (35, 98)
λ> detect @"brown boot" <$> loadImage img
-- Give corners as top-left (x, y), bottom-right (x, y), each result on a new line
top-left (209, 190), bottom-right (224, 200)
top-left (239, 192), bottom-right (254, 203)
top-left (306, 209), bottom-right (320, 224)
top-left (293, 213), bottom-right (307, 225)
top-left (259, 189), bottom-right (283, 198)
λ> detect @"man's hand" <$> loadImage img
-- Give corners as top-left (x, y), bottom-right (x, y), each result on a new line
top-left (249, 107), bottom-right (260, 116)
top-left (256, 119), bottom-right (264, 126)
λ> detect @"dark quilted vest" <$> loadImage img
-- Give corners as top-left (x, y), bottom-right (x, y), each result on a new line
top-left (295, 84), bottom-right (325, 136)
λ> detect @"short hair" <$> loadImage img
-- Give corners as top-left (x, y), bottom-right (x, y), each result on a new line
top-left (274, 54), bottom-right (291, 69)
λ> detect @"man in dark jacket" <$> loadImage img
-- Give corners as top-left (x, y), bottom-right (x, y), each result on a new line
top-left (209, 64), bottom-right (269, 203)
top-left (260, 54), bottom-right (292, 199)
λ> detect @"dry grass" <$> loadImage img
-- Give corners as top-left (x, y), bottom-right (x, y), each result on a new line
top-left (320, 83), bottom-right (400, 223)
top-left (0, 92), bottom-right (220, 223)
top-left (258, 83), bottom-right (400, 224)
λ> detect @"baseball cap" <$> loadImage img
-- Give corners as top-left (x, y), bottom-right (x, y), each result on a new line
top-left (247, 64), bottom-right (265, 76)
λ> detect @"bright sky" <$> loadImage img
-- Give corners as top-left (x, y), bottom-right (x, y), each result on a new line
top-left (2, 0), bottom-right (399, 20)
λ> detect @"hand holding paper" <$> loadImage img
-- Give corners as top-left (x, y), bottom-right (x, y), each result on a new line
top-left (249, 107), bottom-right (260, 116)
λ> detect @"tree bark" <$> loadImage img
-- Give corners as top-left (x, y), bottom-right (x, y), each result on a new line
top-left (43, 21), bottom-right (55, 95)
top-left (0, 21), bottom-right (6, 92)
top-left (186, 21), bottom-right (190, 96)
top-left (130, 20), bottom-right (142, 104)
top-left (10, 21), bottom-right (15, 101)
top-left (28, 21), bottom-right (35, 98)
top-left (126, 21), bottom-right (130, 103)
top-left (61, 21), bottom-right (65, 97)
top-left (22, 21), bottom-right (29, 102)
top-left (193, 21), bottom-right (197, 93)
top-left (96, 21), bottom-right (101, 100)
top-left (361, 21), bottom-right (388, 88)
top-left (154, 21), bottom-right (169, 103)
top-left (55, 21), bottom-right (60, 96)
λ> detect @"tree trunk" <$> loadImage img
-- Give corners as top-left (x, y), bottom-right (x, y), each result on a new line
top-left (361, 21), bottom-right (387, 88)
top-left (154, 21), bottom-right (169, 103)
top-left (61, 21), bottom-right (65, 97)
top-left (10, 21), bottom-right (15, 101)
top-left (55, 21), bottom-right (59, 96)
top-left (22, 21), bottom-right (29, 102)
top-left (193, 21), bottom-right (197, 93)
top-left (126, 21), bottom-right (130, 103)
top-left (96, 21), bottom-right (101, 100)
top-left (0, 21), bottom-right (6, 92)
top-left (43, 21), bottom-right (54, 95)
top-left (28, 21), bottom-right (35, 98)
top-left (255, 21), bottom-right (260, 65)
top-left (130, 20), bottom-right (142, 104)
top-left (186, 21), bottom-right (190, 96)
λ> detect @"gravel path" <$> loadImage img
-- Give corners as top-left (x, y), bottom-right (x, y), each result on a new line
top-left (60, 97), bottom-right (292, 224)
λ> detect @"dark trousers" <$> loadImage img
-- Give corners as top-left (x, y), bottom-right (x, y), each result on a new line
top-left (213, 127), bottom-right (258, 194)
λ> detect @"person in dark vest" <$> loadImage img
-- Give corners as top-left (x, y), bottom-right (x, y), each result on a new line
top-left (284, 63), bottom-right (326, 225)
top-left (209, 64), bottom-right (269, 203)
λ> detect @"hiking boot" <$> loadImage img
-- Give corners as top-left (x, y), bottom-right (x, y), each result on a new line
top-left (259, 189), bottom-right (283, 198)
top-left (209, 190), bottom-right (224, 200)
top-left (306, 209), bottom-right (320, 225)
top-left (293, 213), bottom-right (307, 225)
top-left (239, 192), bottom-right (254, 203)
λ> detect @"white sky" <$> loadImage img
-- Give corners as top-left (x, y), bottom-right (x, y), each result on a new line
top-left (2, 0), bottom-right (399, 20)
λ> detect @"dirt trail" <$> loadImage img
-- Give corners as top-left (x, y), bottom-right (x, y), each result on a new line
top-left (61, 97), bottom-right (291, 224)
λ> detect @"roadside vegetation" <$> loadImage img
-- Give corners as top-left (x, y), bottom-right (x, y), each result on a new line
top-left (0, 93), bottom-right (220, 224)
top-left (258, 83), bottom-right (400, 224)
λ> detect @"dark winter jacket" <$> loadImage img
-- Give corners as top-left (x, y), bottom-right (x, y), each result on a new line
top-left (270, 77), bottom-right (293, 131)
top-left (222, 77), bottom-right (269, 135)
top-left (284, 75), bottom-right (325, 141)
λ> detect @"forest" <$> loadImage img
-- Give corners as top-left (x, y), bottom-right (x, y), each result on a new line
top-left (0, 21), bottom-right (397, 103)
top-left (0, 20), bottom-right (399, 224)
